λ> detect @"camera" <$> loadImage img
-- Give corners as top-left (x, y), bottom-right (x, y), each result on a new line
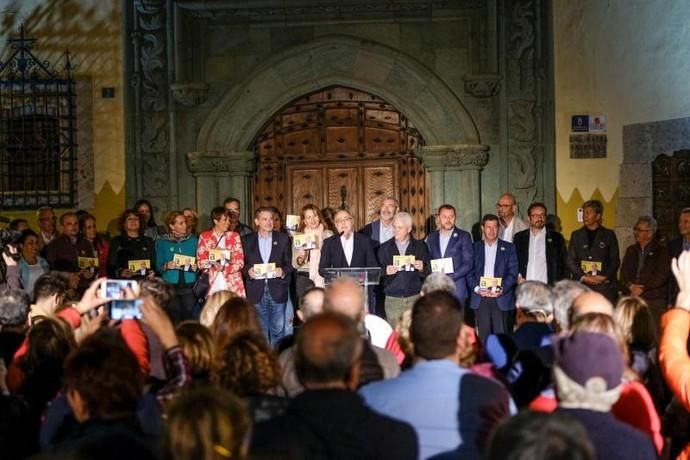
top-left (0, 229), bottom-right (22, 261)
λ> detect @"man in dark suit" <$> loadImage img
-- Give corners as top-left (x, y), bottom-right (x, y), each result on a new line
top-left (251, 311), bottom-right (418, 460)
top-left (319, 209), bottom-right (379, 313)
top-left (513, 202), bottom-right (568, 285)
top-left (668, 207), bottom-right (690, 305)
top-left (242, 207), bottom-right (293, 345)
top-left (620, 216), bottom-right (671, 325)
top-left (425, 204), bottom-right (473, 306)
top-left (468, 214), bottom-right (519, 342)
top-left (377, 212), bottom-right (431, 328)
top-left (361, 197), bottom-right (398, 247)
top-left (566, 200), bottom-right (620, 303)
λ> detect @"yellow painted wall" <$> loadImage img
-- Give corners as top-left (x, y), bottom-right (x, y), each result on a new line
top-left (0, 0), bottom-right (125, 234)
top-left (553, 0), bottom-right (690, 237)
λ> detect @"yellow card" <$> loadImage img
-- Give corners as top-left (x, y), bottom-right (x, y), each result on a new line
top-left (173, 254), bottom-right (196, 267)
top-left (78, 256), bottom-right (99, 269)
top-left (209, 248), bottom-right (230, 262)
top-left (293, 233), bottom-right (316, 250)
top-left (580, 260), bottom-right (602, 274)
top-left (393, 255), bottom-right (416, 271)
top-left (254, 263), bottom-right (277, 280)
top-left (128, 259), bottom-right (151, 271)
top-left (479, 276), bottom-right (502, 290)
top-left (431, 258), bottom-right (454, 274)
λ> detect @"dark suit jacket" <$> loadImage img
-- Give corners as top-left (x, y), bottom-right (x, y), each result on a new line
top-left (43, 235), bottom-right (95, 273)
top-left (566, 226), bottom-right (620, 301)
top-left (620, 239), bottom-right (670, 303)
top-left (251, 389), bottom-right (418, 460)
top-left (242, 231), bottom-right (293, 304)
top-left (318, 233), bottom-right (379, 278)
top-left (513, 228), bottom-right (568, 284)
top-left (377, 237), bottom-right (431, 297)
top-left (426, 227), bottom-right (473, 300)
top-left (468, 239), bottom-right (518, 311)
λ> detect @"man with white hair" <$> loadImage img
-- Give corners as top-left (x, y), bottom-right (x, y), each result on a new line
top-left (377, 212), bottom-right (431, 328)
top-left (496, 193), bottom-right (528, 243)
top-left (551, 279), bottom-right (591, 332)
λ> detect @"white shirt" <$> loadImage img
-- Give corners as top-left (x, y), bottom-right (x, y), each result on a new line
top-left (499, 218), bottom-right (515, 243)
top-left (526, 227), bottom-right (548, 283)
top-left (483, 240), bottom-right (499, 278)
top-left (341, 233), bottom-right (354, 266)
top-left (380, 221), bottom-right (394, 244)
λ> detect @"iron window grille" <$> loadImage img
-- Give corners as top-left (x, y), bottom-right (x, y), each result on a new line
top-left (0, 26), bottom-right (77, 209)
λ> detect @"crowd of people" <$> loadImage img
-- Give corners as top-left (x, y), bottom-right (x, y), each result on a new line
top-left (1, 193), bottom-right (690, 459)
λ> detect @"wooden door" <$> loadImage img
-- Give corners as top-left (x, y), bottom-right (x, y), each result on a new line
top-left (287, 161), bottom-right (397, 230)
top-left (253, 86), bottom-right (427, 237)
top-left (653, 150), bottom-right (690, 241)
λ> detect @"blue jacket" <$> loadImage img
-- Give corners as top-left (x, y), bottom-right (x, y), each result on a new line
top-left (426, 227), bottom-right (474, 302)
top-left (468, 239), bottom-right (518, 311)
top-left (155, 234), bottom-right (199, 285)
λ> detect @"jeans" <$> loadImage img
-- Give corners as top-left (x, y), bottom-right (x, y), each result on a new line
top-left (256, 287), bottom-right (287, 346)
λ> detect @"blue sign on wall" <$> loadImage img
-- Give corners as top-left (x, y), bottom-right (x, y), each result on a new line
top-left (571, 115), bottom-right (589, 132)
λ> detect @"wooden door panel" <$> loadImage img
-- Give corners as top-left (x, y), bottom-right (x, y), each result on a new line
top-left (325, 126), bottom-right (358, 153)
top-left (327, 167), bottom-right (359, 227)
top-left (290, 167), bottom-right (323, 215)
top-left (362, 164), bottom-right (396, 224)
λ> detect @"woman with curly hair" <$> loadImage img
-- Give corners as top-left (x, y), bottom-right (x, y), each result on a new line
top-left (216, 331), bottom-right (287, 422)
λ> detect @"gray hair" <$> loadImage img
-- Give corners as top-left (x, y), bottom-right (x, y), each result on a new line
top-left (393, 212), bottom-right (413, 230)
top-left (635, 215), bottom-right (657, 233)
top-left (515, 281), bottom-right (554, 318)
top-left (421, 272), bottom-right (456, 296)
top-left (551, 280), bottom-right (591, 331)
top-left (0, 288), bottom-right (30, 326)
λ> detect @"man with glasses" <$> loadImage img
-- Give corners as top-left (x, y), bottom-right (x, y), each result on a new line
top-left (620, 216), bottom-right (670, 324)
top-left (496, 193), bottom-right (528, 243)
top-left (223, 197), bottom-right (253, 237)
top-left (513, 202), bottom-right (568, 285)
top-left (37, 207), bottom-right (57, 252)
top-left (319, 209), bottom-right (378, 312)
top-left (361, 197), bottom-right (399, 247)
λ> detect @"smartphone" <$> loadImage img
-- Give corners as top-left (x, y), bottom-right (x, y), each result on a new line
top-left (109, 299), bottom-right (143, 320)
top-left (100, 279), bottom-right (139, 300)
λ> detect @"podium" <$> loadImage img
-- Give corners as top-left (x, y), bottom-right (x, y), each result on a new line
top-left (323, 267), bottom-right (381, 313)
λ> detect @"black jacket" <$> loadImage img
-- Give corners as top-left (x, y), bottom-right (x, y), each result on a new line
top-left (513, 228), bottom-right (568, 284)
top-left (251, 389), bottom-right (418, 460)
top-left (377, 237), bottom-right (430, 297)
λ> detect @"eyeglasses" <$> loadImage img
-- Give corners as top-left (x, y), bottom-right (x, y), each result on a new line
top-left (529, 213), bottom-right (546, 218)
top-left (335, 217), bottom-right (353, 224)
top-left (496, 203), bottom-right (513, 208)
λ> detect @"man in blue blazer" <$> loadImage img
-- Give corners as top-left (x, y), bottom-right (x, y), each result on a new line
top-left (242, 207), bottom-right (293, 345)
top-left (468, 214), bottom-right (519, 342)
top-left (360, 197), bottom-right (398, 248)
top-left (426, 204), bottom-right (474, 306)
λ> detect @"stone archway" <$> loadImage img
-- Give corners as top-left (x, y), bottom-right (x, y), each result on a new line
top-left (187, 35), bottom-right (489, 229)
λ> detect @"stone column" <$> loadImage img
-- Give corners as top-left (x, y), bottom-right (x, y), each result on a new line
top-left (417, 144), bottom-right (489, 231)
top-left (186, 151), bottom-right (255, 224)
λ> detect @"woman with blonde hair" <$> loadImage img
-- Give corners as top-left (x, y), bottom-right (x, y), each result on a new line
top-left (199, 290), bottom-right (236, 328)
top-left (163, 387), bottom-right (250, 460)
top-left (292, 204), bottom-right (334, 302)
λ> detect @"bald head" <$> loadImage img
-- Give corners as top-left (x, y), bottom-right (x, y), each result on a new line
top-left (570, 291), bottom-right (613, 326)
top-left (295, 312), bottom-right (363, 389)
top-left (325, 277), bottom-right (366, 323)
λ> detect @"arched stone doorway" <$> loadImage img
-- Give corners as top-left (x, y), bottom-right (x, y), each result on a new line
top-left (252, 85), bottom-right (427, 237)
top-left (187, 35), bottom-right (489, 230)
